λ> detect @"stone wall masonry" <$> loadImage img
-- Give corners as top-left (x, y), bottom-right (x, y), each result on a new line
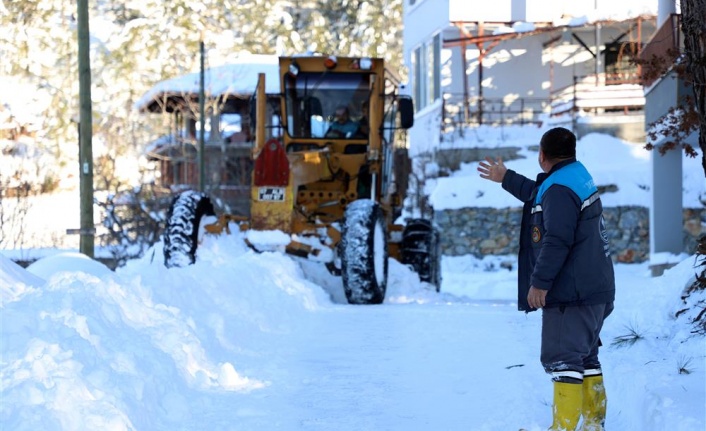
top-left (435, 206), bottom-right (705, 263)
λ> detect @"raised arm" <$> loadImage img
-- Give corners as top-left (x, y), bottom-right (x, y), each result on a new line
top-left (478, 157), bottom-right (535, 202)
top-left (502, 169), bottom-right (536, 203)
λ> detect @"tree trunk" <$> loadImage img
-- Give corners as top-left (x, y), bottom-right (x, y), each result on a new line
top-left (681, 0), bottom-right (706, 176)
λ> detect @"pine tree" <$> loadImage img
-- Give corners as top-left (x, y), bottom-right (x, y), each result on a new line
top-left (680, 0), bottom-right (706, 333)
top-left (681, 0), bottom-right (706, 177)
top-left (1, 0), bottom-right (405, 258)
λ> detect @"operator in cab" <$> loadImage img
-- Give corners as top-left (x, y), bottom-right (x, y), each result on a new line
top-left (326, 105), bottom-right (359, 138)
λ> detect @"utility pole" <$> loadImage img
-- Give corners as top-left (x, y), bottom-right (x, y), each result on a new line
top-left (198, 40), bottom-right (206, 192)
top-left (77, 0), bottom-right (95, 257)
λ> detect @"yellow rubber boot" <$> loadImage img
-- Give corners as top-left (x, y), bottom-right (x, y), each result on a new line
top-left (580, 375), bottom-right (606, 431)
top-left (550, 381), bottom-right (583, 431)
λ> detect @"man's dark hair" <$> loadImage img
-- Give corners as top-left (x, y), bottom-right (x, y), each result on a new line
top-left (540, 127), bottom-right (576, 160)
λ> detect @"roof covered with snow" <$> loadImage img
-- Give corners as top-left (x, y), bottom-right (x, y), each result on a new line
top-left (134, 54), bottom-right (281, 113)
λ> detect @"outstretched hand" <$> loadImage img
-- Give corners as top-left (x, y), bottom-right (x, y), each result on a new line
top-left (477, 157), bottom-right (507, 183)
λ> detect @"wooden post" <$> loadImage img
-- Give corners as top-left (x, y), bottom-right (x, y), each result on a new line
top-left (198, 40), bottom-right (206, 192)
top-left (461, 42), bottom-right (469, 123)
top-left (477, 22), bottom-right (485, 125)
top-left (77, 0), bottom-right (94, 258)
top-left (572, 75), bottom-right (578, 133)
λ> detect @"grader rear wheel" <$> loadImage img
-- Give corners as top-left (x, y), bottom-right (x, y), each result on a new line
top-left (401, 219), bottom-right (442, 292)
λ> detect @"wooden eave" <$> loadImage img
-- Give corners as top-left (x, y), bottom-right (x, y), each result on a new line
top-left (444, 15), bottom-right (656, 49)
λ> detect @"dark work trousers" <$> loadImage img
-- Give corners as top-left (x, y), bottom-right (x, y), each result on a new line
top-left (540, 302), bottom-right (614, 382)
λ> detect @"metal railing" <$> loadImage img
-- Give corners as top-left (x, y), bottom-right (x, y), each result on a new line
top-left (441, 70), bottom-right (646, 133)
top-left (441, 94), bottom-right (548, 133)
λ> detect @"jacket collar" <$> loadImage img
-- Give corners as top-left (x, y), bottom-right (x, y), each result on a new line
top-left (547, 157), bottom-right (577, 175)
top-left (534, 157), bottom-right (577, 185)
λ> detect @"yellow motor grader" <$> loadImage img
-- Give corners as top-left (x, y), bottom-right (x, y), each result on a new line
top-left (162, 56), bottom-right (440, 304)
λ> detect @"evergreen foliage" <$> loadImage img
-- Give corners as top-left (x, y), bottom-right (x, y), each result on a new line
top-left (1, 0), bottom-right (404, 174)
top-left (677, 0), bottom-right (706, 331)
top-left (0, 0), bottom-right (404, 262)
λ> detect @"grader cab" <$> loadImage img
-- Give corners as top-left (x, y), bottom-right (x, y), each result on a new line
top-left (162, 56), bottom-right (441, 304)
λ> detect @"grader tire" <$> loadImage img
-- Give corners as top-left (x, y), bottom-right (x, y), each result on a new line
top-left (401, 219), bottom-right (442, 292)
top-left (340, 200), bottom-right (388, 304)
top-left (163, 191), bottom-right (215, 268)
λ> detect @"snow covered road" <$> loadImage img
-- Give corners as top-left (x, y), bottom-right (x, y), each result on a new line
top-left (2, 233), bottom-right (704, 430)
top-left (233, 304), bottom-right (540, 431)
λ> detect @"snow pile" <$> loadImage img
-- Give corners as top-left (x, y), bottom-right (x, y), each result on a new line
top-left (26, 252), bottom-right (113, 279)
top-left (2, 231), bottom-right (704, 430)
top-left (1, 231), bottom-right (332, 430)
top-left (604, 256), bottom-right (705, 430)
top-left (0, 257), bottom-right (44, 306)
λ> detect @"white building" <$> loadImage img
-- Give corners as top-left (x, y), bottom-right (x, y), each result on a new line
top-left (402, 0), bottom-right (658, 155)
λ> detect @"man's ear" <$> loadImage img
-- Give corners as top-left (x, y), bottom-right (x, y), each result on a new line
top-left (538, 149), bottom-right (549, 172)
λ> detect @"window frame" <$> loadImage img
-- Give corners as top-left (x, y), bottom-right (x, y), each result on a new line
top-left (411, 32), bottom-right (442, 112)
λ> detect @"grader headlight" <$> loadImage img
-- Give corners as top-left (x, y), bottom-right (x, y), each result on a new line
top-left (287, 61), bottom-right (300, 77)
top-left (359, 57), bottom-right (373, 70)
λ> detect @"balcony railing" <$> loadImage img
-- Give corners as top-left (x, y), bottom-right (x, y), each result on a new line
top-left (442, 72), bottom-right (645, 133)
top-left (442, 94), bottom-right (548, 133)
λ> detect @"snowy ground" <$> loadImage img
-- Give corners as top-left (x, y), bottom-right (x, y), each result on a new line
top-left (2, 229), bottom-right (704, 431)
top-left (2, 124), bottom-right (704, 430)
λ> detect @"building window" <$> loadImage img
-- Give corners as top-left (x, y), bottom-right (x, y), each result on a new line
top-left (432, 33), bottom-right (441, 102)
top-left (412, 48), bottom-right (420, 109)
top-left (412, 33), bottom-right (441, 112)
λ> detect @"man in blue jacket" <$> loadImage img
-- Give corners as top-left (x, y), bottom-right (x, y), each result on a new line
top-left (478, 127), bottom-right (615, 431)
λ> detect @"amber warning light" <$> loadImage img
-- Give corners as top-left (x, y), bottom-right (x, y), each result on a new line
top-left (324, 56), bottom-right (337, 69)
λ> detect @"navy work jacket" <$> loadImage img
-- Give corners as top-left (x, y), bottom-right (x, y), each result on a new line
top-left (502, 158), bottom-right (615, 312)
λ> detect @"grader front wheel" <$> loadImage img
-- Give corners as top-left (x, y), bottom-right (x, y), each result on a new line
top-left (163, 191), bottom-right (215, 268)
top-left (340, 200), bottom-right (388, 305)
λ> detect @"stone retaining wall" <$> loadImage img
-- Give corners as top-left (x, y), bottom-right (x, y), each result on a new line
top-left (435, 206), bottom-right (705, 263)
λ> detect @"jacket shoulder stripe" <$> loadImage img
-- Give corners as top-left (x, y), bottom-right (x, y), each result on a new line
top-left (580, 191), bottom-right (601, 212)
